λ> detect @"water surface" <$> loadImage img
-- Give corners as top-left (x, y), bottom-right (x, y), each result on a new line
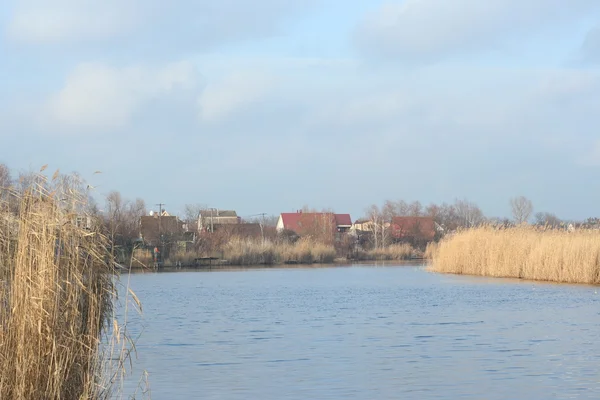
top-left (119, 265), bottom-right (600, 399)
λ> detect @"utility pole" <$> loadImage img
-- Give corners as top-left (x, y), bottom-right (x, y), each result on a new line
top-left (245, 213), bottom-right (267, 242)
top-left (155, 203), bottom-right (165, 265)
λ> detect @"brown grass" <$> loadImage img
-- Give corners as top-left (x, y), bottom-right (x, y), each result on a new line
top-left (429, 226), bottom-right (600, 284)
top-left (355, 244), bottom-right (420, 261)
top-left (222, 237), bottom-right (337, 265)
top-left (0, 172), bottom-right (136, 399)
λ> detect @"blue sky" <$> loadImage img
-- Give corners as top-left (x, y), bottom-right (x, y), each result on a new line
top-left (2, 0), bottom-right (600, 221)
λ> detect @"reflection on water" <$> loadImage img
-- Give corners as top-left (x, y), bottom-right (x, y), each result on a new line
top-left (119, 266), bottom-right (600, 399)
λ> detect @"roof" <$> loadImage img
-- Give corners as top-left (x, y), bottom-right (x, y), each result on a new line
top-left (334, 214), bottom-right (352, 227)
top-left (199, 209), bottom-right (237, 218)
top-left (279, 212), bottom-right (353, 234)
top-left (390, 216), bottom-right (436, 240)
top-left (140, 215), bottom-right (185, 245)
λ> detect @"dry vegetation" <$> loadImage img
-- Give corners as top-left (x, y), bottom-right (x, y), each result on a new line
top-left (356, 243), bottom-right (420, 261)
top-left (222, 237), bottom-right (337, 265)
top-left (0, 170), bottom-right (137, 399)
top-left (429, 226), bottom-right (600, 284)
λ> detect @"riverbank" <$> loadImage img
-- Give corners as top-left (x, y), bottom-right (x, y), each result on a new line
top-left (428, 226), bottom-right (600, 285)
top-left (132, 239), bottom-right (423, 269)
top-left (129, 259), bottom-right (426, 273)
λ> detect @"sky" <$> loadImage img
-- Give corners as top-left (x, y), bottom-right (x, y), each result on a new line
top-left (1, 0), bottom-right (600, 221)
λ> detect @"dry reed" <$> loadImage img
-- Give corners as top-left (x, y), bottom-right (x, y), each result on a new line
top-left (429, 226), bottom-right (600, 284)
top-left (356, 243), bottom-right (419, 261)
top-left (0, 171), bottom-right (136, 399)
top-left (223, 237), bottom-right (336, 265)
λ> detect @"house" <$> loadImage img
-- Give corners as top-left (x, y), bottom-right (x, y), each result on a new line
top-left (198, 209), bottom-right (240, 232)
top-left (216, 223), bottom-right (275, 239)
top-left (140, 210), bottom-right (185, 245)
top-left (390, 216), bottom-right (436, 242)
top-left (276, 211), bottom-right (353, 236)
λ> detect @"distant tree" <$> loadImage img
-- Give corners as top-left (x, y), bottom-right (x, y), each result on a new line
top-left (124, 198), bottom-right (146, 240)
top-left (534, 212), bottom-right (561, 228)
top-left (0, 163), bottom-right (11, 188)
top-left (407, 200), bottom-right (423, 217)
top-left (366, 204), bottom-right (389, 249)
top-left (106, 191), bottom-right (127, 253)
top-left (510, 196), bottom-right (533, 224)
top-left (244, 215), bottom-right (279, 227)
top-left (454, 199), bottom-right (485, 228)
top-left (0, 164), bottom-right (12, 204)
top-left (183, 203), bottom-right (206, 225)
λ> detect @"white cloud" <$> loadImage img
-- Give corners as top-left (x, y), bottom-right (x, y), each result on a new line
top-left (45, 61), bottom-right (200, 131)
top-left (356, 0), bottom-right (599, 61)
top-left (7, 0), bottom-right (139, 43)
top-left (6, 0), bottom-right (316, 51)
top-left (197, 72), bottom-right (275, 122)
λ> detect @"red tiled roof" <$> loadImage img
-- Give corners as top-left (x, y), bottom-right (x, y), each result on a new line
top-left (280, 212), bottom-right (352, 234)
top-left (391, 216), bottom-right (435, 240)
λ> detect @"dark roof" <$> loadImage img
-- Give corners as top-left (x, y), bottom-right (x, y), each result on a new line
top-left (390, 216), bottom-right (436, 240)
top-left (200, 210), bottom-right (237, 217)
top-left (334, 214), bottom-right (352, 226)
top-left (140, 215), bottom-right (185, 245)
top-left (218, 223), bottom-right (263, 238)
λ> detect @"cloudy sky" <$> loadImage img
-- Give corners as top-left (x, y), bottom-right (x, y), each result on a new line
top-left (2, 0), bottom-right (600, 220)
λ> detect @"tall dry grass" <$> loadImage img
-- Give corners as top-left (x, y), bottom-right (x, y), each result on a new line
top-left (0, 171), bottom-right (136, 399)
top-left (357, 243), bottom-right (419, 261)
top-left (429, 226), bottom-right (600, 284)
top-left (223, 237), bottom-right (337, 265)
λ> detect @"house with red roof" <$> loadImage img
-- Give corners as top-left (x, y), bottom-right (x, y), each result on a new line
top-left (276, 211), bottom-right (353, 237)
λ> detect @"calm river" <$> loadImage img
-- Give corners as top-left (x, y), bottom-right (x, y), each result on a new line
top-left (118, 265), bottom-right (599, 399)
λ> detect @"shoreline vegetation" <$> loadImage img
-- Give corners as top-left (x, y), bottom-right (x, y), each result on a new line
top-left (0, 169), bottom-right (136, 399)
top-left (132, 240), bottom-right (423, 269)
top-left (428, 226), bottom-right (600, 285)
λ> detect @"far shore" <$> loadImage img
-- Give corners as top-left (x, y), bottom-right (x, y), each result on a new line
top-left (124, 258), bottom-right (427, 273)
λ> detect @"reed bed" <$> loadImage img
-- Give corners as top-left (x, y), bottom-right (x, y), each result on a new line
top-left (356, 244), bottom-right (419, 261)
top-left (429, 226), bottom-right (600, 284)
top-left (0, 172), bottom-right (134, 399)
top-left (223, 237), bottom-right (336, 265)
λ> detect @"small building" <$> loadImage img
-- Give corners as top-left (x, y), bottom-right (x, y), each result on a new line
top-left (198, 209), bottom-right (240, 232)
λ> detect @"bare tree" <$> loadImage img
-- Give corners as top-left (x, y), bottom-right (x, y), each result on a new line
top-left (0, 163), bottom-right (11, 188)
top-left (183, 203), bottom-right (206, 225)
top-left (124, 198), bottom-right (146, 240)
top-left (106, 191), bottom-right (127, 253)
top-left (366, 204), bottom-right (390, 249)
top-left (510, 196), bottom-right (533, 224)
top-left (534, 212), bottom-right (560, 228)
top-left (407, 200), bottom-right (423, 217)
top-left (454, 199), bottom-right (485, 228)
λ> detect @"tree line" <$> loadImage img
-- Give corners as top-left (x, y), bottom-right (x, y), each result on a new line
top-left (0, 163), bottom-right (590, 254)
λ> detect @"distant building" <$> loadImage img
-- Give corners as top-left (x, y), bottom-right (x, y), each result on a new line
top-left (140, 210), bottom-right (185, 246)
top-left (276, 211), bottom-right (353, 236)
top-left (198, 209), bottom-right (240, 232)
top-left (75, 215), bottom-right (92, 230)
